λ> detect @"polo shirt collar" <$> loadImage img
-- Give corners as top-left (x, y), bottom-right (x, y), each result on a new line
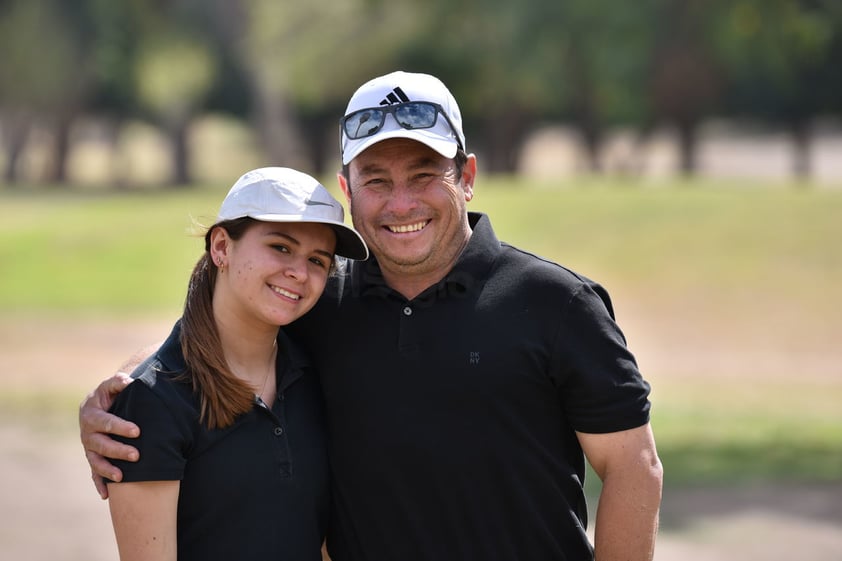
top-left (352, 211), bottom-right (500, 301)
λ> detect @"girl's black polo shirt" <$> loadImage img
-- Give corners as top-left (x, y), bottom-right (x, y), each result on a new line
top-left (109, 322), bottom-right (329, 561)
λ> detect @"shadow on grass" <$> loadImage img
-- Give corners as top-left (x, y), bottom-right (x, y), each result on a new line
top-left (584, 440), bottom-right (842, 531)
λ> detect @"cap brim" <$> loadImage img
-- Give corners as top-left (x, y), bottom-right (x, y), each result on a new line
top-left (342, 128), bottom-right (459, 165)
top-left (252, 213), bottom-right (368, 260)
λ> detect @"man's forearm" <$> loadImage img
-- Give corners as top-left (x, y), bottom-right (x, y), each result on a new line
top-left (119, 342), bottom-right (160, 374)
top-left (592, 462), bottom-right (663, 561)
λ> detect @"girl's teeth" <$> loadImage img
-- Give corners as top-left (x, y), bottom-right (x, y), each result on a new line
top-left (272, 286), bottom-right (299, 300)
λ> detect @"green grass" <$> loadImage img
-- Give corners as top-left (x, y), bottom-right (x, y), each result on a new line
top-left (0, 187), bottom-right (225, 316)
top-left (2, 177), bottom-right (842, 485)
top-left (2, 177), bottom-right (841, 317)
top-left (652, 378), bottom-right (842, 485)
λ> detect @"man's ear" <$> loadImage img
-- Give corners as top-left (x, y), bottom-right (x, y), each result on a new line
top-left (337, 171), bottom-right (351, 204)
top-left (462, 154), bottom-right (477, 202)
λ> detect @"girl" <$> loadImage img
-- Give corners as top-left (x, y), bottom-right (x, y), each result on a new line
top-left (106, 167), bottom-right (367, 561)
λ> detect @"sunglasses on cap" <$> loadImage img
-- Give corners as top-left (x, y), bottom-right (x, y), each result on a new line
top-left (340, 101), bottom-right (463, 149)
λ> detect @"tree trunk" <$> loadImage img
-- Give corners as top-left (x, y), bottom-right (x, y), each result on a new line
top-left (300, 112), bottom-right (333, 177)
top-left (677, 118), bottom-right (697, 176)
top-left (170, 118), bottom-right (191, 187)
top-left (252, 83), bottom-right (305, 170)
top-left (790, 119), bottom-right (811, 181)
top-left (2, 114), bottom-right (31, 185)
top-left (579, 119), bottom-right (602, 174)
top-left (478, 108), bottom-right (529, 174)
top-left (46, 112), bottom-right (73, 184)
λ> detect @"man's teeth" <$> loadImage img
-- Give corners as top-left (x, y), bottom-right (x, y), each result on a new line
top-left (388, 221), bottom-right (426, 233)
top-left (272, 286), bottom-right (300, 300)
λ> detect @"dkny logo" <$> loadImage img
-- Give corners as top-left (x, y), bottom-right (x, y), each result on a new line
top-left (469, 352), bottom-right (480, 365)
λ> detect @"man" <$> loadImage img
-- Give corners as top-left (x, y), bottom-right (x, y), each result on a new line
top-left (81, 70), bottom-right (663, 560)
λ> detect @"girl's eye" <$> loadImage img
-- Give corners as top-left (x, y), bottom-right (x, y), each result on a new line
top-left (309, 257), bottom-right (328, 268)
top-left (272, 244), bottom-right (290, 253)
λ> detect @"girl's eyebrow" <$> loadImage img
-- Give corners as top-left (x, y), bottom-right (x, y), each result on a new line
top-left (263, 230), bottom-right (335, 260)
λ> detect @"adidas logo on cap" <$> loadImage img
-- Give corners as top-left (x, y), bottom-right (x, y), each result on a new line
top-left (341, 71), bottom-right (466, 165)
top-left (380, 87), bottom-right (410, 106)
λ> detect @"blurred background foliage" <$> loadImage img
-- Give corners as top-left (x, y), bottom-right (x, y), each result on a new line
top-left (1, 0), bottom-right (841, 187)
top-left (1, 0), bottom-right (841, 528)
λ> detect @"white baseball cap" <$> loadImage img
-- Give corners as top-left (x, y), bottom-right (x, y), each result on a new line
top-left (340, 70), bottom-right (466, 165)
top-left (217, 167), bottom-right (368, 260)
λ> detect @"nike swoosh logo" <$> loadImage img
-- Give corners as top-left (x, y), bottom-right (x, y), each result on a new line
top-left (304, 199), bottom-right (334, 207)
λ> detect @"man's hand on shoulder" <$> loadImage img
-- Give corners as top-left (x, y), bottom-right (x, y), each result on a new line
top-left (79, 373), bottom-right (141, 499)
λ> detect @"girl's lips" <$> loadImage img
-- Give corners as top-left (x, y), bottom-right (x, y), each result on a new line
top-left (270, 285), bottom-right (301, 300)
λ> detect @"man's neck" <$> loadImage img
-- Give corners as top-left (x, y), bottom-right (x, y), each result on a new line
top-left (379, 234), bottom-right (472, 300)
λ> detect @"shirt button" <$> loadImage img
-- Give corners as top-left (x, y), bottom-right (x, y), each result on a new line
top-left (274, 427), bottom-right (283, 436)
top-left (403, 306), bottom-right (413, 316)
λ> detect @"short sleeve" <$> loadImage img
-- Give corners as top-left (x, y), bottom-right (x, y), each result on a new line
top-left (551, 281), bottom-right (651, 434)
top-left (109, 374), bottom-right (194, 482)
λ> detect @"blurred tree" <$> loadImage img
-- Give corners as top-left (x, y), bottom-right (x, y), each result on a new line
top-left (648, 0), bottom-right (726, 175)
top-left (84, 0), bottom-right (144, 187)
top-left (0, 0), bottom-right (93, 184)
top-left (285, 0), bottom-right (426, 173)
top-left (715, 0), bottom-right (841, 178)
top-left (394, 0), bottom-right (656, 173)
top-left (110, 0), bottom-right (218, 187)
top-left (204, 0), bottom-right (423, 175)
top-left (134, 31), bottom-right (216, 186)
top-left (3, 0), bottom-right (841, 185)
top-left (203, 0), bottom-right (307, 170)
top-left (395, 0), bottom-right (564, 173)
top-left (552, 0), bottom-right (656, 173)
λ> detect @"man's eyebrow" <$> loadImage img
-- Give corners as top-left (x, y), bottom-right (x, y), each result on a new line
top-left (357, 156), bottom-right (440, 176)
top-left (406, 156), bottom-right (440, 170)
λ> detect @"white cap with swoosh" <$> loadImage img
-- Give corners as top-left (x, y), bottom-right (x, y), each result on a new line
top-left (217, 167), bottom-right (368, 260)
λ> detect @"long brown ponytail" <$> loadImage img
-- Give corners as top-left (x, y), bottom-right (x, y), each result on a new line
top-left (179, 218), bottom-right (258, 429)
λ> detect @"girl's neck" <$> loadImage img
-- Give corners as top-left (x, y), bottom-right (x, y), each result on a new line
top-left (215, 313), bottom-right (280, 391)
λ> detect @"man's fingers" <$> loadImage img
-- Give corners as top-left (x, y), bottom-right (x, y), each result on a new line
top-left (100, 372), bottom-right (133, 399)
top-left (102, 410), bottom-right (140, 440)
top-left (80, 403), bottom-right (139, 441)
top-left (84, 372), bottom-right (133, 412)
top-left (84, 431), bottom-right (139, 463)
top-left (79, 373), bottom-right (140, 499)
top-left (86, 450), bottom-right (119, 500)
top-left (93, 472), bottom-right (109, 500)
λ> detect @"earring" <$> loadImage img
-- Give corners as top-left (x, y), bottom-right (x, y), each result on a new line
top-left (217, 257), bottom-right (224, 273)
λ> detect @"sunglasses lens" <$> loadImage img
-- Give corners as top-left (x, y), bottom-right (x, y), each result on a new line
top-left (394, 103), bottom-right (438, 129)
top-left (344, 109), bottom-right (385, 139)
top-left (343, 102), bottom-right (443, 141)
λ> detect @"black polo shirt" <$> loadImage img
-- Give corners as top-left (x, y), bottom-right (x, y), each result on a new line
top-left (109, 322), bottom-right (329, 561)
top-left (290, 212), bottom-right (651, 561)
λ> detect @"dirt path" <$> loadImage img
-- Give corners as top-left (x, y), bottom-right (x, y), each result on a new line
top-left (1, 317), bottom-right (840, 560)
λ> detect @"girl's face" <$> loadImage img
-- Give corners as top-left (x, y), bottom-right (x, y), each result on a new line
top-left (212, 221), bottom-right (336, 329)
